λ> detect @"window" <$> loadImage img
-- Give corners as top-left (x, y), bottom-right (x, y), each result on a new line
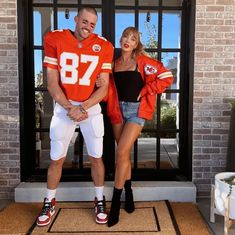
top-left (20, 0), bottom-right (193, 181)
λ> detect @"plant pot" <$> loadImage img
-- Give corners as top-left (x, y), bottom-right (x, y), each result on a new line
top-left (215, 172), bottom-right (235, 219)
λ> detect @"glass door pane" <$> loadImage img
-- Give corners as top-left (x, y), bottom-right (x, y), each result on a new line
top-left (58, 8), bottom-right (77, 30)
top-left (162, 0), bottom-right (183, 6)
top-left (162, 52), bottom-right (180, 89)
top-left (139, 0), bottom-right (159, 6)
top-left (115, 0), bottom-right (135, 6)
top-left (82, 0), bottom-right (102, 4)
top-left (139, 10), bottom-right (158, 49)
top-left (33, 0), bottom-right (53, 3)
top-left (162, 11), bottom-right (181, 49)
top-left (160, 138), bottom-right (179, 169)
top-left (137, 136), bottom-right (157, 169)
top-left (34, 50), bottom-right (43, 83)
top-left (115, 10), bottom-right (135, 48)
top-left (95, 10), bottom-right (102, 35)
top-left (58, 0), bottom-right (77, 3)
top-left (33, 7), bottom-right (54, 45)
top-left (57, 8), bottom-right (102, 34)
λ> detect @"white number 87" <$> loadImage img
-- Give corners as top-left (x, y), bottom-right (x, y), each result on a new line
top-left (60, 52), bottom-right (99, 86)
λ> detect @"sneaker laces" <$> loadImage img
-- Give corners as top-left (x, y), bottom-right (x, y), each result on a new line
top-left (97, 200), bottom-right (106, 214)
top-left (41, 201), bottom-right (51, 216)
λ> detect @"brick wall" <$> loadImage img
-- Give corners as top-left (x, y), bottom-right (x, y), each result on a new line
top-left (194, 0), bottom-right (235, 197)
top-left (0, 0), bottom-right (20, 199)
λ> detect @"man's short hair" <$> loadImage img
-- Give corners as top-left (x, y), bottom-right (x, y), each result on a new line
top-left (77, 6), bottom-right (97, 16)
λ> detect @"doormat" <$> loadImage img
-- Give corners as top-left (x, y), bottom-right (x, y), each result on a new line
top-left (0, 201), bottom-right (210, 235)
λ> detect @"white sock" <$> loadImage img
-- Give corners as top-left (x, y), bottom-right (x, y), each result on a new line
top-left (46, 189), bottom-right (56, 201)
top-left (95, 186), bottom-right (104, 201)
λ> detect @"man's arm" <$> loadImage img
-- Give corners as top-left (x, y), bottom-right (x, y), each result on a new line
top-left (67, 72), bottom-right (109, 121)
top-left (47, 68), bottom-right (88, 121)
top-left (47, 67), bottom-right (72, 109)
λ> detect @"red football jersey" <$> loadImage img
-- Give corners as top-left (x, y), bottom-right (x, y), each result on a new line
top-left (43, 29), bottom-right (114, 101)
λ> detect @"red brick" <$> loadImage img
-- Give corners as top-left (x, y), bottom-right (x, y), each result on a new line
top-left (206, 6), bottom-right (224, 11)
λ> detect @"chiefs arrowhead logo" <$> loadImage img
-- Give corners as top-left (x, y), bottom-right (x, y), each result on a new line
top-left (144, 65), bottom-right (157, 75)
top-left (92, 44), bottom-right (101, 52)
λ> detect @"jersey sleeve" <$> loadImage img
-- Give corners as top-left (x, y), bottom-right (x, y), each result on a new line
top-left (43, 32), bottom-right (58, 70)
top-left (100, 41), bottom-right (114, 74)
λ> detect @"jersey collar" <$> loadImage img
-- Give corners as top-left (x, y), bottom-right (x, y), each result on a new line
top-left (67, 29), bottom-right (96, 48)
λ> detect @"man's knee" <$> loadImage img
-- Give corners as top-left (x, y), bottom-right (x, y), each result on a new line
top-left (49, 158), bottom-right (65, 169)
top-left (90, 156), bottom-right (103, 168)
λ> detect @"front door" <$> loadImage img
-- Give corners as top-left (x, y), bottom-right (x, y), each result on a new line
top-left (19, 0), bottom-right (193, 182)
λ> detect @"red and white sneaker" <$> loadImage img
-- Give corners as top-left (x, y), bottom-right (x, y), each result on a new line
top-left (94, 196), bottom-right (108, 224)
top-left (36, 198), bottom-right (56, 226)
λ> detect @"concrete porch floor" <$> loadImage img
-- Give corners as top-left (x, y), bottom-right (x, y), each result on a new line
top-left (198, 198), bottom-right (235, 235)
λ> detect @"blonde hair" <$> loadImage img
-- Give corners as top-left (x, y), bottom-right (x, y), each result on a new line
top-left (121, 27), bottom-right (146, 57)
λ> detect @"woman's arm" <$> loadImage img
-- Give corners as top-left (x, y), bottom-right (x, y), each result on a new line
top-left (138, 57), bottom-right (174, 98)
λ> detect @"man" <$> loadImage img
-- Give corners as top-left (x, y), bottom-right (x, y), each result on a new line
top-left (36, 6), bottom-right (114, 226)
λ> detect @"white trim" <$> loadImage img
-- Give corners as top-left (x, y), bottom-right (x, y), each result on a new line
top-left (44, 56), bottom-right (58, 65)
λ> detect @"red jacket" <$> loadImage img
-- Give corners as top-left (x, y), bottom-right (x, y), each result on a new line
top-left (103, 75), bottom-right (123, 124)
top-left (137, 55), bottom-right (174, 120)
top-left (105, 54), bottom-right (174, 123)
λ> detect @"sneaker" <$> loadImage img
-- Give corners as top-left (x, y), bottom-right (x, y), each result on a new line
top-left (36, 198), bottom-right (56, 226)
top-left (94, 196), bottom-right (108, 224)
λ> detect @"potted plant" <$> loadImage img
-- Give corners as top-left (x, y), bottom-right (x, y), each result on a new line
top-left (214, 172), bottom-right (235, 219)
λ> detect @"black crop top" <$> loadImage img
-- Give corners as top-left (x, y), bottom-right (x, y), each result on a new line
top-left (113, 65), bottom-right (144, 102)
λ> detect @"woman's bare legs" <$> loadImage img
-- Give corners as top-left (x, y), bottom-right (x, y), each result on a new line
top-left (108, 122), bottom-right (143, 227)
top-left (115, 122), bottom-right (143, 189)
top-left (112, 122), bottom-right (138, 183)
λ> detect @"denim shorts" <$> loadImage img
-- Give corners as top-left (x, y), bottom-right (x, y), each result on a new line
top-left (119, 101), bottom-right (145, 127)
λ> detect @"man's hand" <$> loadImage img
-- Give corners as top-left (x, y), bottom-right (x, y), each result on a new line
top-left (67, 105), bottom-right (88, 122)
top-left (63, 104), bottom-right (73, 111)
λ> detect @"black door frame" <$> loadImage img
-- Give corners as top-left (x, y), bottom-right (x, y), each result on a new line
top-left (18, 0), bottom-right (195, 182)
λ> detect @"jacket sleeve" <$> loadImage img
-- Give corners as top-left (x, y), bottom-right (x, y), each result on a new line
top-left (102, 75), bottom-right (123, 124)
top-left (139, 58), bottom-right (174, 97)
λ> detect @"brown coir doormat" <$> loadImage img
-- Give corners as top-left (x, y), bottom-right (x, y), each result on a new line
top-left (0, 201), bottom-right (210, 235)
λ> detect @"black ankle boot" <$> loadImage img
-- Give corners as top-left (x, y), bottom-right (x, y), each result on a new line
top-left (108, 187), bottom-right (122, 227)
top-left (124, 180), bottom-right (135, 213)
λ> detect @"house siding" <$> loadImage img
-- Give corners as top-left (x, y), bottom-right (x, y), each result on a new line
top-left (193, 0), bottom-right (235, 197)
top-left (0, 0), bottom-right (20, 199)
top-left (0, 0), bottom-right (235, 199)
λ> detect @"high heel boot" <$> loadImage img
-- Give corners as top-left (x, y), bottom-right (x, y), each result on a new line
top-left (124, 180), bottom-right (135, 213)
top-left (108, 187), bottom-right (123, 227)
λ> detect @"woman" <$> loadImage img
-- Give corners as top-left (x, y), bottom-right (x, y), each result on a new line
top-left (100, 26), bottom-right (174, 227)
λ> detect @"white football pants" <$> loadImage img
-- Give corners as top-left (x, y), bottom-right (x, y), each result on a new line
top-left (49, 101), bottom-right (104, 160)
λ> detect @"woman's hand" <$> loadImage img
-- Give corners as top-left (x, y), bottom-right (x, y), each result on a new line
top-left (138, 82), bottom-right (155, 100)
top-left (96, 74), bottom-right (107, 87)
top-left (137, 93), bottom-right (142, 101)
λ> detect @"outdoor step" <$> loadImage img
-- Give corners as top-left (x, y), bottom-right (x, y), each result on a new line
top-left (15, 181), bottom-right (196, 202)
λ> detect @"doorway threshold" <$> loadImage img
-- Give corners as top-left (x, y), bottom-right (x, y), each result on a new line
top-left (15, 181), bottom-right (196, 202)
